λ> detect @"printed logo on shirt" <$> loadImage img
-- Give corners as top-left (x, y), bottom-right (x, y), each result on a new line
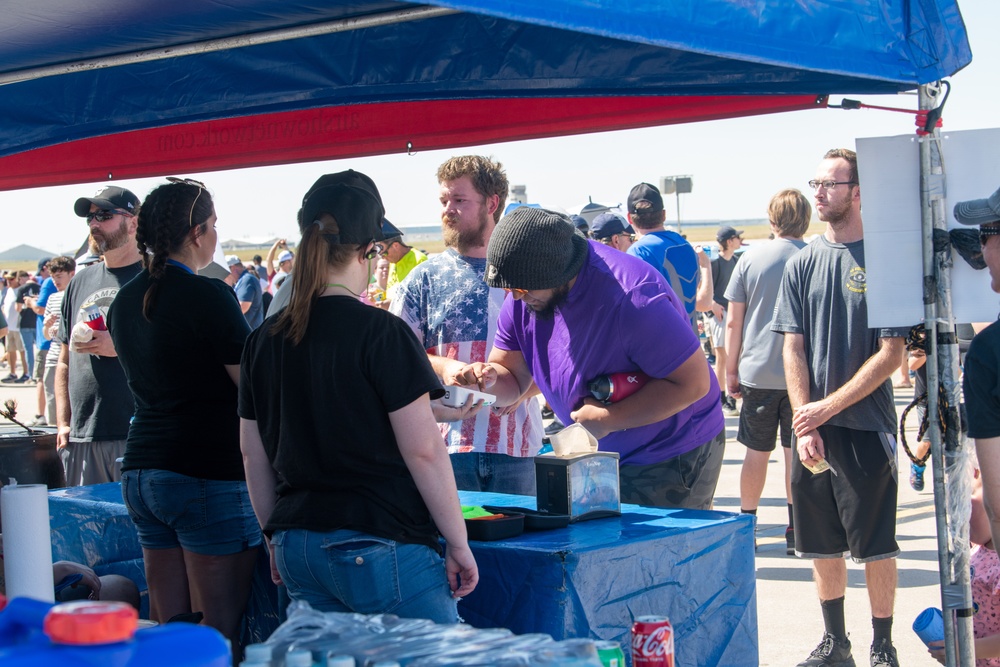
top-left (76, 287), bottom-right (120, 324)
top-left (846, 266), bottom-right (866, 294)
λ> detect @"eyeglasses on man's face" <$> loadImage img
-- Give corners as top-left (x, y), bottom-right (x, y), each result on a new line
top-left (502, 287), bottom-right (529, 297)
top-left (807, 180), bottom-right (858, 191)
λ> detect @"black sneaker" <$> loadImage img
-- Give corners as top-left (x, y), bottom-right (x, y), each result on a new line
top-left (785, 527), bottom-right (795, 555)
top-left (869, 638), bottom-right (898, 667)
top-left (544, 417), bottom-right (565, 436)
top-left (797, 633), bottom-right (855, 667)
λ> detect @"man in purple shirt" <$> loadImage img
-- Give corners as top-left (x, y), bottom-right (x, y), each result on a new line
top-left (457, 206), bottom-right (725, 509)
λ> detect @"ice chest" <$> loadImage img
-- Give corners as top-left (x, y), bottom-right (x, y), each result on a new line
top-left (534, 451), bottom-right (621, 522)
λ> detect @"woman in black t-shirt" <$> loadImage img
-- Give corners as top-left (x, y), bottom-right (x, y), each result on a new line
top-left (239, 171), bottom-right (478, 623)
top-left (108, 179), bottom-right (259, 662)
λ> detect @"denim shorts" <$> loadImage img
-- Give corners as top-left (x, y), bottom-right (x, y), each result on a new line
top-left (121, 469), bottom-right (262, 555)
top-left (271, 528), bottom-right (458, 624)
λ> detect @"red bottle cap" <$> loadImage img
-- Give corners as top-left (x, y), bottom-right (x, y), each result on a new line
top-left (44, 600), bottom-right (138, 645)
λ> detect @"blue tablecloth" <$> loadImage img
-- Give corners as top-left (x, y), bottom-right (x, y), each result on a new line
top-left (457, 491), bottom-right (757, 667)
top-left (47, 485), bottom-right (756, 666)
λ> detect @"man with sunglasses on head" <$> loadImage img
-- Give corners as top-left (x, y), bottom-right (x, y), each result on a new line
top-left (772, 149), bottom-right (908, 667)
top-left (391, 156), bottom-right (543, 495)
top-left (56, 185), bottom-right (143, 486)
top-left (956, 186), bottom-right (1000, 552)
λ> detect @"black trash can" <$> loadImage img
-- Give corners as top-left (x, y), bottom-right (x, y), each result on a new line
top-left (0, 425), bottom-right (65, 530)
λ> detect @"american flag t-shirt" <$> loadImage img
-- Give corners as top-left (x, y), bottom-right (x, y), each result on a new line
top-left (391, 249), bottom-right (542, 456)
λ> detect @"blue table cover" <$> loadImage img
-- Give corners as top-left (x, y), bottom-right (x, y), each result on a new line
top-left (47, 485), bottom-right (756, 666)
top-left (457, 491), bottom-right (757, 667)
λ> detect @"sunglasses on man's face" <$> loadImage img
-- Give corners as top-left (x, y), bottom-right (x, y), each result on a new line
top-left (85, 210), bottom-right (125, 223)
top-left (363, 243), bottom-right (385, 261)
top-left (980, 226), bottom-right (1000, 246)
top-left (502, 287), bottom-right (529, 296)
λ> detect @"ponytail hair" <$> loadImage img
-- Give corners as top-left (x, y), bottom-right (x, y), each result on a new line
top-left (135, 179), bottom-right (213, 320)
top-left (271, 215), bottom-right (360, 345)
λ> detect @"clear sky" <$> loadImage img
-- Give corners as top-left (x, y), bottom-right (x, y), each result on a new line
top-left (2, 1), bottom-right (995, 255)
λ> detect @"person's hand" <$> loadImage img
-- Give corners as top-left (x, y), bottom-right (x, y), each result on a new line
top-left (73, 328), bottom-right (117, 357)
top-left (928, 640), bottom-right (945, 664)
top-left (431, 395), bottom-right (487, 423)
top-left (266, 539), bottom-right (283, 586)
top-left (712, 302), bottom-right (724, 320)
top-left (796, 429), bottom-right (825, 468)
top-left (726, 371), bottom-right (742, 400)
top-left (792, 399), bottom-right (833, 437)
top-left (570, 398), bottom-right (613, 440)
top-left (450, 362), bottom-right (497, 392)
top-left (695, 246), bottom-right (710, 269)
top-left (52, 561), bottom-right (101, 598)
top-left (444, 542), bottom-right (478, 598)
top-left (44, 313), bottom-right (59, 340)
top-left (56, 425), bottom-right (70, 450)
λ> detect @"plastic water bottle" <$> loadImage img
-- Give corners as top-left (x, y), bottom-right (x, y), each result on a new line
top-left (286, 648), bottom-right (314, 667)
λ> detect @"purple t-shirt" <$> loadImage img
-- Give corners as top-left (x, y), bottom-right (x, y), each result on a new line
top-left (494, 241), bottom-right (724, 465)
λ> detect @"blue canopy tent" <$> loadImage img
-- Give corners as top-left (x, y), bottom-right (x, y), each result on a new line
top-left (0, 0), bottom-right (971, 190)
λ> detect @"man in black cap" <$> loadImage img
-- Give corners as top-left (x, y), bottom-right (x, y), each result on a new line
top-left (589, 213), bottom-right (634, 253)
top-left (379, 218), bottom-right (427, 309)
top-left (56, 185), bottom-right (143, 485)
top-left (956, 185), bottom-right (1000, 547)
top-left (707, 225), bottom-right (744, 415)
top-left (455, 206), bottom-right (726, 510)
top-left (625, 183), bottom-right (713, 330)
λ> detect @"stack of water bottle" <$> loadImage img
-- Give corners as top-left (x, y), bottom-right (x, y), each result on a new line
top-left (240, 601), bottom-right (607, 667)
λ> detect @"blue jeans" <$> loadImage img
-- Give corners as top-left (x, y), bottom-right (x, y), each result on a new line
top-left (19, 329), bottom-right (35, 375)
top-left (450, 452), bottom-right (536, 496)
top-left (271, 528), bottom-right (457, 623)
top-left (121, 469), bottom-right (261, 555)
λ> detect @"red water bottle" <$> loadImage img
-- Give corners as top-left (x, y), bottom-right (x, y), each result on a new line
top-left (632, 615), bottom-right (675, 667)
top-left (83, 304), bottom-right (106, 331)
top-left (588, 371), bottom-right (650, 403)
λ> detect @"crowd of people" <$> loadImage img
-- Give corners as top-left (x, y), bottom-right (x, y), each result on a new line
top-left (5, 147), bottom-right (1000, 667)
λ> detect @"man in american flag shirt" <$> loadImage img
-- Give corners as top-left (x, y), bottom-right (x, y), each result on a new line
top-left (391, 156), bottom-right (543, 495)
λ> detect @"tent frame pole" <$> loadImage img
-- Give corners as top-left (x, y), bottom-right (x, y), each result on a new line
top-left (0, 5), bottom-right (459, 86)
top-left (920, 82), bottom-right (975, 667)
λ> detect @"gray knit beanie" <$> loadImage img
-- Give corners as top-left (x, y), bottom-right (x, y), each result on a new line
top-left (485, 207), bottom-right (589, 290)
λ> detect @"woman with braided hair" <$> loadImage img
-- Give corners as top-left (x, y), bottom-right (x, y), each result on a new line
top-left (239, 170), bottom-right (478, 622)
top-left (107, 178), bottom-right (259, 661)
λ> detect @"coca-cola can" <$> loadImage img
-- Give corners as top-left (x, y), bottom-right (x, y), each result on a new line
top-left (632, 615), bottom-right (674, 667)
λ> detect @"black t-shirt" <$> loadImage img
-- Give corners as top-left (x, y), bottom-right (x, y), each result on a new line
top-left (15, 281), bottom-right (39, 330)
top-left (108, 266), bottom-right (250, 480)
top-left (238, 296), bottom-right (445, 548)
top-left (711, 254), bottom-right (739, 309)
top-left (964, 319), bottom-right (1000, 439)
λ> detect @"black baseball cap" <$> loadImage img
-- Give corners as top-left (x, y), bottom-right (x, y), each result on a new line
top-left (74, 186), bottom-right (140, 217)
top-left (298, 170), bottom-right (386, 244)
top-left (627, 183), bottom-right (664, 214)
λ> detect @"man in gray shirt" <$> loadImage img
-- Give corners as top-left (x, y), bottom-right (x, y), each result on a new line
top-left (724, 189), bottom-right (809, 556)
top-left (772, 149), bottom-right (907, 667)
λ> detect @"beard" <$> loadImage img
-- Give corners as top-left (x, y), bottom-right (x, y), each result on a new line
top-left (817, 195), bottom-right (853, 228)
top-left (528, 282), bottom-right (572, 320)
top-left (91, 218), bottom-right (130, 253)
top-left (442, 209), bottom-right (491, 253)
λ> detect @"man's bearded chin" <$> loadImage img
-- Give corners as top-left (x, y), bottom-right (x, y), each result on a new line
top-left (530, 283), bottom-right (571, 320)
